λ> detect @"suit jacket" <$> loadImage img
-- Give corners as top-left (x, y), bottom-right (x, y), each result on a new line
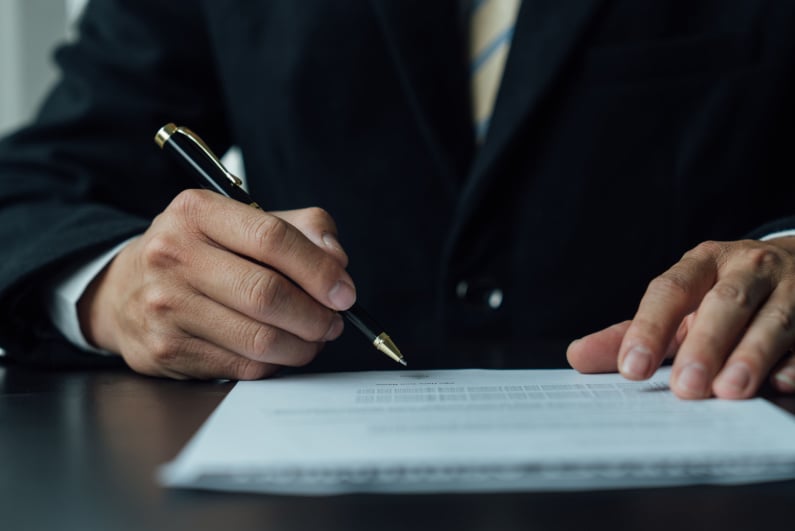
top-left (1, 0), bottom-right (794, 370)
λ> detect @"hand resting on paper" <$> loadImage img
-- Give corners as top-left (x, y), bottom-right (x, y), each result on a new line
top-left (568, 238), bottom-right (795, 400)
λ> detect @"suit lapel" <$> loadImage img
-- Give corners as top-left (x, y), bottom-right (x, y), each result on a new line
top-left (436, 0), bottom-right (605, 275)
top-left (369, 0), bottom-right (474, 191)
top-left (466, 0), bottom-right (605, 193)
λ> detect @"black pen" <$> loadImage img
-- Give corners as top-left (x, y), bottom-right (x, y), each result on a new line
top-left (154, 123), bottom-right (406, 366)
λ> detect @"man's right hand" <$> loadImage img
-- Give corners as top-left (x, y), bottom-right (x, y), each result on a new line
top-left (77, 189), bottom-right (355, 380)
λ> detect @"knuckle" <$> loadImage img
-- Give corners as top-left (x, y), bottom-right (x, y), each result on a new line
top-left (247, 324), bottom-right (279, 356)
top-left (648, 273), bottom-right (692, 299)
top-left (249, 215), bottom-right (292, 255)
top-left (709, 282), bottom-right (750, 309)
top-left (141, 232), bottom-right (183, 269)
top-left (242, 271), bottom-right (286, 319)
top-left (692, 240), bottom-right (723, 259)
top-left (743, 246), bottom-right (782, 271)
top-left (170, 188), bottom-right (208, 219)
top-left (148, 336), bottom-right (181, 366)
top-left (141, 286), bottom-right (177, 315)
top-left (761, 304), bottom-right (795, 334)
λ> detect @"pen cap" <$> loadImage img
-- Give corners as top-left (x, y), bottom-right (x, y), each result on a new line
top-left (155, 123), bottom-right (258, 207)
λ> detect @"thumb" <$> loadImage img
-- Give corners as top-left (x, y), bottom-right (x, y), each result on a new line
top-left (567, 320), bottom-right (632, 373)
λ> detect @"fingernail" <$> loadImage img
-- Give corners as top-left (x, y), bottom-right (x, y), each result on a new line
top-left (718, 363), bottom-right (751, 394)
top-left (322, 232), bottom-right (341, 251)
top-left (677, 363), bottom-right (708, 397)
top-left (621, 345), bottom-right (652, 378)
top-left (323, 315), bottom-right (344, 341)
top-left (774, 367), bottom-right (795, 391)
top-left (328, 280), bottom-right (356, 310)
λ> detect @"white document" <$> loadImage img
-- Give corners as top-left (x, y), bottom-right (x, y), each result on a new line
top-left (160, 367), bottom-right (795, 495)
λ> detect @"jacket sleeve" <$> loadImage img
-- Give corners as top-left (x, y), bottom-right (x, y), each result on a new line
top-left (0, 0), bottom-right (228, 366)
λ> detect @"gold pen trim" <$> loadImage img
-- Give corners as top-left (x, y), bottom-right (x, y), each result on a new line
top-left (154, 123), bottom-right (243, 188)
top-left (154, 123), bottom-right (178, 149)
top-left (373, 332), bottom-right (406, 366)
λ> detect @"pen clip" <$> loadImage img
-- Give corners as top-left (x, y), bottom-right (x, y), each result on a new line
top-left (158, 123), bottom-right (243, 188)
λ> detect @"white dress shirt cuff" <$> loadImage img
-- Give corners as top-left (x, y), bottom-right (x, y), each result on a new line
top-left (759, 229), bottom-right (795, 241)
top-left (47, 237), bottom-right (138, 355)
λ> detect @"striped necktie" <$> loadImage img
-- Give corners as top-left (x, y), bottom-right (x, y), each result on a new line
top-left (470, 0), bottom-right (521, 143)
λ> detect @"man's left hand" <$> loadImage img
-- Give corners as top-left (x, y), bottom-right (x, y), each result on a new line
top-left (568, 238), bottom-right (795, 399)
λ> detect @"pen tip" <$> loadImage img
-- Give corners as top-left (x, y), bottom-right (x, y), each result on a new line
top-left (373, 333), bottom-right (406, 367)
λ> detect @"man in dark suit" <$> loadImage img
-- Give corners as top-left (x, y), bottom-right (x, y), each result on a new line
top-left (1, 0), bottom-right (794, 399)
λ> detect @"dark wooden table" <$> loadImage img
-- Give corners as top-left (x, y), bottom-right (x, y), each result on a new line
top-left (2, 362), bottom-right (794, 531)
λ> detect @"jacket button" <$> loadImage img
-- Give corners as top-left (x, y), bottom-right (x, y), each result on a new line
top-left (456, 280), bottom-right (503, 310)
top-left (486, 288), bottom-right (503, 309)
